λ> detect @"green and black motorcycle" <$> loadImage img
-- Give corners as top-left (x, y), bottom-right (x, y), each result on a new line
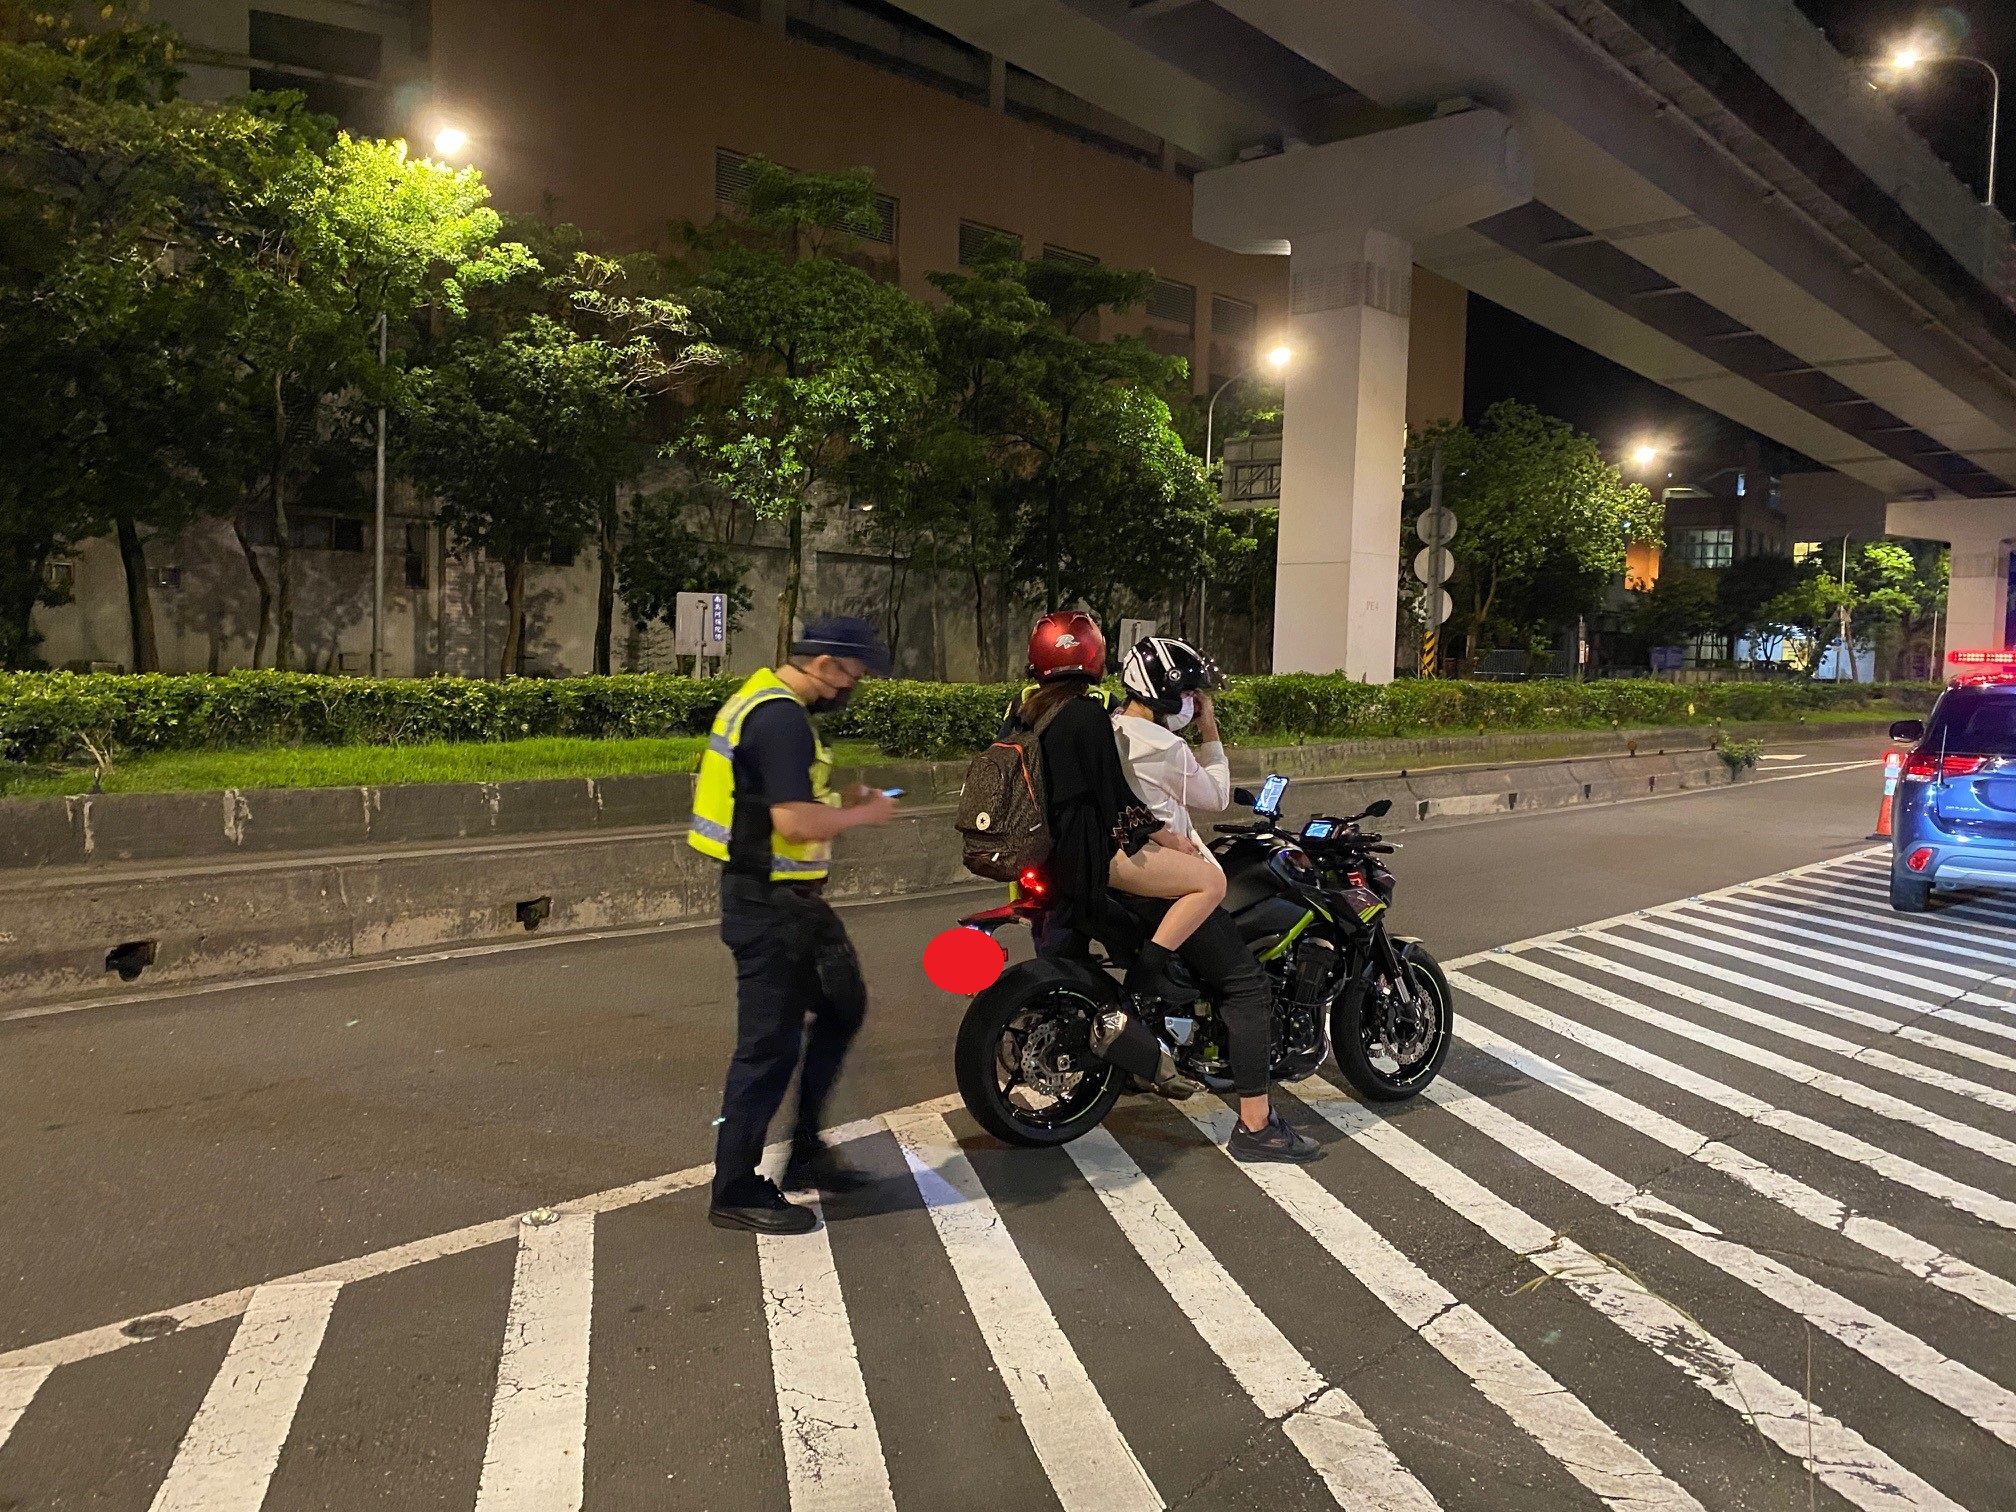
top-left (943, 773), bottom-right (1454, 1147)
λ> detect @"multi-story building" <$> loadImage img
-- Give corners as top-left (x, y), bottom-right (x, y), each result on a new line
top-left (37, 0), bottom-right (1469, 678)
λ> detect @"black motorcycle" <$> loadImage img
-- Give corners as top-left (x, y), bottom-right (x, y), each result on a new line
top-left (946, 773), bottom-right (1454, 1146)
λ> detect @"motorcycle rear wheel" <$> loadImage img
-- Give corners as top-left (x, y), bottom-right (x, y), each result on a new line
top-left (956, 970), bottom-right (1125, 1147)
top-left (1332, 943), bottom-right (1453, 1103)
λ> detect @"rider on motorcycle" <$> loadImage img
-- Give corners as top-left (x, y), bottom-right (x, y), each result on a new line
top-left (1114, 635), bottom-right (1320, 1162)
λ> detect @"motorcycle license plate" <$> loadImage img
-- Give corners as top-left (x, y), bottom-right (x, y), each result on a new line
top-left (1341, 885), bottom-right (1387, 925)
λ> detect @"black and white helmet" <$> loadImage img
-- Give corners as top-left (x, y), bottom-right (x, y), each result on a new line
top-left (1120, 636), bottom-right (1221, 718)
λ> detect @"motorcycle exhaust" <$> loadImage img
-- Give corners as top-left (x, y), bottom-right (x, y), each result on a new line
top-left (1089, 1008), bottom-right (1173, 1082)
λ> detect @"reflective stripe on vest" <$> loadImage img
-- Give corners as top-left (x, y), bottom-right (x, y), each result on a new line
top-left (687, 667), bottom-right (838, 881)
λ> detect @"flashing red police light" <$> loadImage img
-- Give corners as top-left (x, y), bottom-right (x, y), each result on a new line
top-left (1949, 649), bottom-right (2016, 666)
top-left (923, 927), bottom-right (1007, 995)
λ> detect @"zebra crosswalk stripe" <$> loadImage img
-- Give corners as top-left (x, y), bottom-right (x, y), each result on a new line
top-left (1581, 925), bottom-right (2016, 1054)
top-left (1287, 1078), bottom-right (1967, 1512)
top-left (1744, 884), bottom-right (2016, 964)
top-left (1687, 899), bottom-right (2006, 985)
top-left (884, 1108), bottom-right (1161, 1512)
top-left (1500, 950), bottom-right (2016, 1165)
top-left (146, 1281), bottom-right (341, 1512)
top-left (1421, 1079), bottom-right (2016, 1449)
top-left (0, 1364), bottom-right (49, 1453)
top-left (1542, 935), bottom-right (2016, 1082)
top-left (473, 1211), bottom-right (595, 1512)
top-left (1063, 1126), bottom-right (1438, 1511)
top-left (1453, 1017), bottom-right (2016, 1322)
top-left (1176, 1097), bottom-right (1707, 1511)
top-left (1660, 910), bottom-right (2016, 1011)
top-left (1450, 970), bottom-right (2016, 1231)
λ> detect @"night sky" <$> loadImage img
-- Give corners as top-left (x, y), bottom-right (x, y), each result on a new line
top-left (1463, 2), bottom-right (2014, 483)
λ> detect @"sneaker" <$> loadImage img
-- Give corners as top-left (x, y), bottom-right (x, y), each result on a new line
top-left (781, 1142), bottom-right (872, 1195)
top-left (709, 1176), bottom-right (819, 1234)
top-left (1228, 1111), bottom-right (1323, 1164)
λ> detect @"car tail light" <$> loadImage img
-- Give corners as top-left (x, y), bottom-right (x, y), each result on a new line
top-left (1906, 847), bottom-right (1935, 874)
top-left (1902, 752), bottom-right (1986, 782)
top-left (1949, 649), bottom-right (2016, 666)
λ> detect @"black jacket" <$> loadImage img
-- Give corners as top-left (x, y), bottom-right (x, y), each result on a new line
top-left (1028, 689), bottom-right (1149, 945)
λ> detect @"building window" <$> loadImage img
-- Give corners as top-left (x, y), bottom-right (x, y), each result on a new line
top-left (1672, 527), bottom-right (1733, 568)
top-left (1793, 540), bottom-right (1823, 564)
top-left (247, 11), bottom-right (385, 132)
top-left (1146, 277), bottom-right (1196, 332)
top-left (1227, 461), bottom-right (1280, 504)
top-left (1685, 633), bottom-right (1731, 666)
top-left (958, 219), bottom-right (1021, 266)
top-left (1042, 244), bottom-right (1098, 267)
top-left (240, 509), bottom-right (368, 553)
top-left (1212, 294), bottom-right (1258, 346)
top-left (715, 148), bottom-right (897, 246)
top-left (43, 559), bottom-right (74, 595)
top-left (787, 0), bottom-right (989, 104)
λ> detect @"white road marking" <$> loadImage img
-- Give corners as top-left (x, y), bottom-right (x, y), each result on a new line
top-left (1287, 1078), bottom-right (1963, 1512)
top-left (1581, 926), bottom-right (2016, 1053)
top-left (885, 1109), bottom-right (1160, 1512)
top-left (1832, 873), bottom-right (2016, 930)
top-left (1501, 950), bottom-right (2016, 1167)
top-left (473, 1213), bottom-right (595, 1512)
top-left (1661, 909), bottom-right (2016, 1011)
top-left (0, 1094), bottom-right (963, 1378)
top-left (1454, 1019), bottom-right (2016, 1322)
top-left (1550, 930), bottom-right (2016, 1080)
top-left (1421, 1080), bottom-right (2016, 1448)
top-left (1451, 971), bottom-right (2016, 1231)
top-left (1065, 1126), bottom-right (1438, 1511)
top-left (1179, 1097), bottom-right (1704, 1511)
top-left (1685, 899), bottom-right (2007, 985)
top-left (757, 1196), bottom-right (896, 1512)
top-left (147, 1281), bottom-right (341, 1512)
top-left (0, 1365), bottom-right (49, 1451)
top-left (1745, 883), bottom-right (2016, 964)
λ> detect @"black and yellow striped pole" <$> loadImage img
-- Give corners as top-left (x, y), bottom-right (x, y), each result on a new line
top-left (1420, 626), bottom-right (1438, 678)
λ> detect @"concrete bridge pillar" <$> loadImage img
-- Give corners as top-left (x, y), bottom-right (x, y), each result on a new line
top-left (1193, 111), bottom-right (1530, 680)
top-left (1887, 497), bottom-right (2016, 668)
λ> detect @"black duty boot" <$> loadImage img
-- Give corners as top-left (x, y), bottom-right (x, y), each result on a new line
top-left (1124, 941), bottom-right (1201, 1008)
top-left (709, 1176), bottom-right (819, 1235)
top-left (781, 1140), bottom-right (872, 1195)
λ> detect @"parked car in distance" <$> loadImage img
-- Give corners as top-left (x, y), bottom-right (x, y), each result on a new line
top-left (1889, 660), bottom-right (2016, 911)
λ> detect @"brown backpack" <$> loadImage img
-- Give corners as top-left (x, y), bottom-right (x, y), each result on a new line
top-left (954, 703), bottom-right (1064, 883)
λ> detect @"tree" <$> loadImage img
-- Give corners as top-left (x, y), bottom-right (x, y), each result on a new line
top-left (1715, 552), bottom-right (1809, 663)
top-left (0, 3), bottom-right (262, 667)
top-left (204, 126), bottom-right (529, 668)
top-left (678, 159), bottom-right (933, 664)
top-left (615, 487), bottom-right (752, 668)
top-left (1631, 563), bottom-right (1721, 651)
top-left (401, 316), bottom-right (636, 677)
top-left (1416, 401), bottom-right (1661, 657)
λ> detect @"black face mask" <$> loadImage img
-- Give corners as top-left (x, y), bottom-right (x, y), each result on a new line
top-left (807, 684), bottom-right (853, 716)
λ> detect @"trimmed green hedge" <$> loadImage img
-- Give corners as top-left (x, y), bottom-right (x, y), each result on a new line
top-left (0, 668), bottom-right (1938, 766)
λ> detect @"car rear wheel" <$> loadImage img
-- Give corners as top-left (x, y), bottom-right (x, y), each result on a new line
top-left (1890, 870), bottom-right (1932, 913)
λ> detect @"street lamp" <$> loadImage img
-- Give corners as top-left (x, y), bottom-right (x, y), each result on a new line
top-left (1880, 41), bottom-right (2001, 206)
top-left (432, 125), bottom-right (471, 159)
top-left (1198, 343), bottom-right (1291, 641)
top-left (1630, 441), bottom-right (1663, 471)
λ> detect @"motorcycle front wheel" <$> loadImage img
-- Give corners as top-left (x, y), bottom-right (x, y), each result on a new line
top-left (955, 967), bottom-right (1125, 1147)
top-left (1331, 941), bottom-right (1454, 1103)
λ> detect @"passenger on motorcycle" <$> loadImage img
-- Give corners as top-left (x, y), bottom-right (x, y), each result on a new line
top-left (1014, 612), bottom-right (1222, 1009)
top-left (1115, 636), bottom-right (1320, 1162)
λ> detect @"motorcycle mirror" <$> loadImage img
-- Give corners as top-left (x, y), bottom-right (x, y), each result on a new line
top-left (1364, 798), bottom-right (1393, 818)
top-left (1232, 786), bottom-right (1257, 807)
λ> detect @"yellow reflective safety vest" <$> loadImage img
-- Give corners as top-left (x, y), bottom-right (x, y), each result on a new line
top-left (688, 667), bottom-right (838, 883)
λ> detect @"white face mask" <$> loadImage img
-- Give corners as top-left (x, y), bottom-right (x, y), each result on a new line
top-left (1165, 693), bottom-right (1196, 734)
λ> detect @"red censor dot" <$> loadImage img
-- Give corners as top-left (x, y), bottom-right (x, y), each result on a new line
top-left (923, 928), bottom-right (1006, 994)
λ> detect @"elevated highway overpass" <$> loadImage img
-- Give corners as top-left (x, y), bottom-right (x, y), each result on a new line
top-left (905, 0), bottom-right (2016, 675)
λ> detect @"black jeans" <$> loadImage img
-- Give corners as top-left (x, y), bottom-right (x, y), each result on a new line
top-left (711, 874), bottom-right (867, 1202)
top-left (1106, 898), bottom-right (1272, 1098)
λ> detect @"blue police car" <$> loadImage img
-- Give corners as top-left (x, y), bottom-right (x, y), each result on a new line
top-left (1889, 663), bottom-right (2016, 911)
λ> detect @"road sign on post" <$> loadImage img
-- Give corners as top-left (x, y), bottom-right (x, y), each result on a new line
top-left (1117, 618), bottom-right (1157, 653)
top-left (674, 592), bottom-right (728, 663)
top-left (1410, 445), bottom-right (1455, 676)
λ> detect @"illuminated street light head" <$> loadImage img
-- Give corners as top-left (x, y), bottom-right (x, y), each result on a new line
top-left (432, 125), bottom-right (471, 159)
top-left (1264, 343), bottom-right (1292, 371)
top-left (1890, 44), bottom-right (1924, 72)
top-left (1630, 442), bottom-right (1662, 470)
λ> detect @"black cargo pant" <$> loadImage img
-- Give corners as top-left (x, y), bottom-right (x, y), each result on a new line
top-left (712, 873), bottom-right (868, 1202)
top-left (1108, 898), bottom-right (1273, 1098)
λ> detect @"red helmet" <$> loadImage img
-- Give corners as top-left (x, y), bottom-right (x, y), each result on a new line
top-left (1027, 610), bottom-right (1106, 681)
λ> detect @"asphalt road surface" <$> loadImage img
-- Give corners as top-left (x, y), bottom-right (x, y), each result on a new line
top-left (9, 739), bottom-right (2016, 1509)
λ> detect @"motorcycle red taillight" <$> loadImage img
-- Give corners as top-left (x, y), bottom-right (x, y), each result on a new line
top-left (1018, 868), bottom-right (1048, 897)
top-left (1903, 752), bottom-right (1985, 782)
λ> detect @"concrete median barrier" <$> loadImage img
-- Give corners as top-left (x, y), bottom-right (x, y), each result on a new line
top-left (0, 728), bottom-right (1864, 1012)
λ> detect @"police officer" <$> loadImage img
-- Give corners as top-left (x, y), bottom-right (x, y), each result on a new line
top-left (690, 616), bottom-right (898, 1235)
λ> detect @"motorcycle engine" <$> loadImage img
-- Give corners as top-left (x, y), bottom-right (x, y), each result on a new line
top-left (1271, 935), bottom-right (1337, 1080)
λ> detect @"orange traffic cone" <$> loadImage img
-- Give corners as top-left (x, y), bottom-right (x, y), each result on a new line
top-left (1870, 748), bottom-right (1904, 840)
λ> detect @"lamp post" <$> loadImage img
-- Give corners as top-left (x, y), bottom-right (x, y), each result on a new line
top-left (1198, 343), bottom-right (1291, 642)
top-left (372, 311), bottom-right (388, 677)
top-left (1882, 44), bottom-right (2001, 207)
